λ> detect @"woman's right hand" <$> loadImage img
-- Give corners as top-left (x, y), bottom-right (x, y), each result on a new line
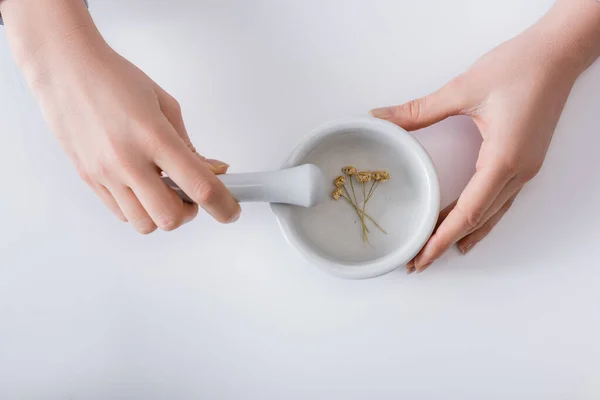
top-left (2, 0), bottom-right (241, 234)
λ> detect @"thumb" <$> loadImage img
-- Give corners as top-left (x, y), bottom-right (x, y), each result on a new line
top-left (370, 80), bottom-right (467, 131)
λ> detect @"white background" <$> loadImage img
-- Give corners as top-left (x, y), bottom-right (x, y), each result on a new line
top-left (1, 0), bottom-right (600, 399)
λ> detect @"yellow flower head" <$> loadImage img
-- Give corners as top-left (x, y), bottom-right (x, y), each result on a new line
top-left (356, 171), bottom-right (372, 183)
top-left (332, 187), bottom-right (344, 200)
top-left (334, 175), bottom-right (346, 187)
top-left (342, 166), bottom-right (357, 176)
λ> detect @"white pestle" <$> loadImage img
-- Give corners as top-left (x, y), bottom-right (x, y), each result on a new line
top-left (161, 164), bottom-right (327, 208)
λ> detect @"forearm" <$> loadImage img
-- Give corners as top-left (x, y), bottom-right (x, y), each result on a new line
top-left (534, 0), bottom-right (600, 76)
top-left (0, 0), bottom-right (104, 84)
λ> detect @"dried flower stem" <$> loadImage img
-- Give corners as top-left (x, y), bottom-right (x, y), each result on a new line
top-left (340, 194), bottom-right (386, 234)
top-left (348, 178), bottom-right (366, 236)
top-left (342, 186), bottom-right (369, 233)
top-left (360, 182), bottom-right (368, 240)
top-left (340, 186), bottom-right (368, 239)
top-left (364, 170), bottom-right (391, 207)
top-left (365, 181), bottom-right (379, 204)
top-left (361, 181), bottom-right (368, 238)
top-left (349, 178), bottom-right (358, 210)
top-left (356, 172), bottom-right (372, 239)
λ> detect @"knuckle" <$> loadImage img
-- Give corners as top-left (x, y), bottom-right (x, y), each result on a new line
top-left (73, 159), bottom-right (93, 184)
top-left (170, 98), bottom-right (182, 114)
top-left (497, 155), bottom-right (521, 176)
top-left (465, 210), bottom-right (483, 229)
top-left (95, 146), bottom-right (134, 179)
top-left (192, 176), bottom-right (218, 204)
top-left (158, 90), bottom-right (183, 116)
top-left (403, 99), bottom-right (424, 122)
top-left (110, 150), bottom-right (138, 178)
top-left (520, 161), bottom-right (543, 182)
top-left (156, 213), bottom-right (183, 232)
top-left (78, 168), bottom-right (92, 185)
top-left (456, 203), bottom-right (484, 230)
top-left (91, 160), bottom-right (112, 181)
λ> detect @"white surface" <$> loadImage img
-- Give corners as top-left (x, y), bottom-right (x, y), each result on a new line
top-left (1, 0), bottom-right (599, 399)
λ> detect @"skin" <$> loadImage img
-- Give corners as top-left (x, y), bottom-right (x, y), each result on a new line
top-left (371, 0), bottom-right (600, 273)
top-left (0, 0), bottom-right (241, 234)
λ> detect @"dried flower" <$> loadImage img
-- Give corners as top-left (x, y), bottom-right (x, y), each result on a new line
top-left (372, 170), bottom-right (391, 182)
top-left (356, 171), bottom-right (372, 183)
top-left (342, 166), bottom-right (357, 176)
top-left (334, 175), bottom-right (346, 187)
top-left (332, 165), bottom-right (390, 241)
top-left (332, 187), bottom-right (344, 200)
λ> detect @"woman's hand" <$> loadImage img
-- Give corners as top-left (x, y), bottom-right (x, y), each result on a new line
top-left (371, 0), bottom-right (600, 273)
top-left (2, 0), bottom-right (241, 234)
top-left (36, 46), bottom-right (241, 234)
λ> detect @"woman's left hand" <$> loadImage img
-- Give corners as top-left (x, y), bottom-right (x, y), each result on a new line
top-left (370, 5), bottom-right (595, 273)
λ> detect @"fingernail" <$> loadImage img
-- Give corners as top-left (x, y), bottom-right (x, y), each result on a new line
top-left (205, 159), bottom-right (229, 169)
top-left (204, 160), bottom-right (229, 175)
top-left (461, 243), bottom-right (475, 254)
top-left (407, 267), bottom-right (416, 275)
top-left (370, 107), bottom-right (394, 120)
top-left (228, 207), bottom-right (241, 224)
top-left (416, 262), bottom-right (433, 273)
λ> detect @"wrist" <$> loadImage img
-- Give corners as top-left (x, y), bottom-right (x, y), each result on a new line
top-left (1, 0), bottom-right (106, 87)
top-left (533, 0), bottom-right (600, 78)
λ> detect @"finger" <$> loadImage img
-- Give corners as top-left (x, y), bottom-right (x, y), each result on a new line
top-left (111, 186), bottom-right (158, 234)
top-left (131, 172), bottom-right (199, 231)
top-left (370, 78), bottom-right (469, 131)
top-left (414, 163), bottom-right (514, 272)
top-left (464, 178), bottom-right (522, 237)
top-left (154, 120), bottom-right (241, 223)
top-left (457, 192), bottom-right (518, 254)
top-left (405, 200), bottom-right (457, 273)
top-left (92, 183), bottom-right (127, 222)
top-left (435, 200), bottom-right (458, 231)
